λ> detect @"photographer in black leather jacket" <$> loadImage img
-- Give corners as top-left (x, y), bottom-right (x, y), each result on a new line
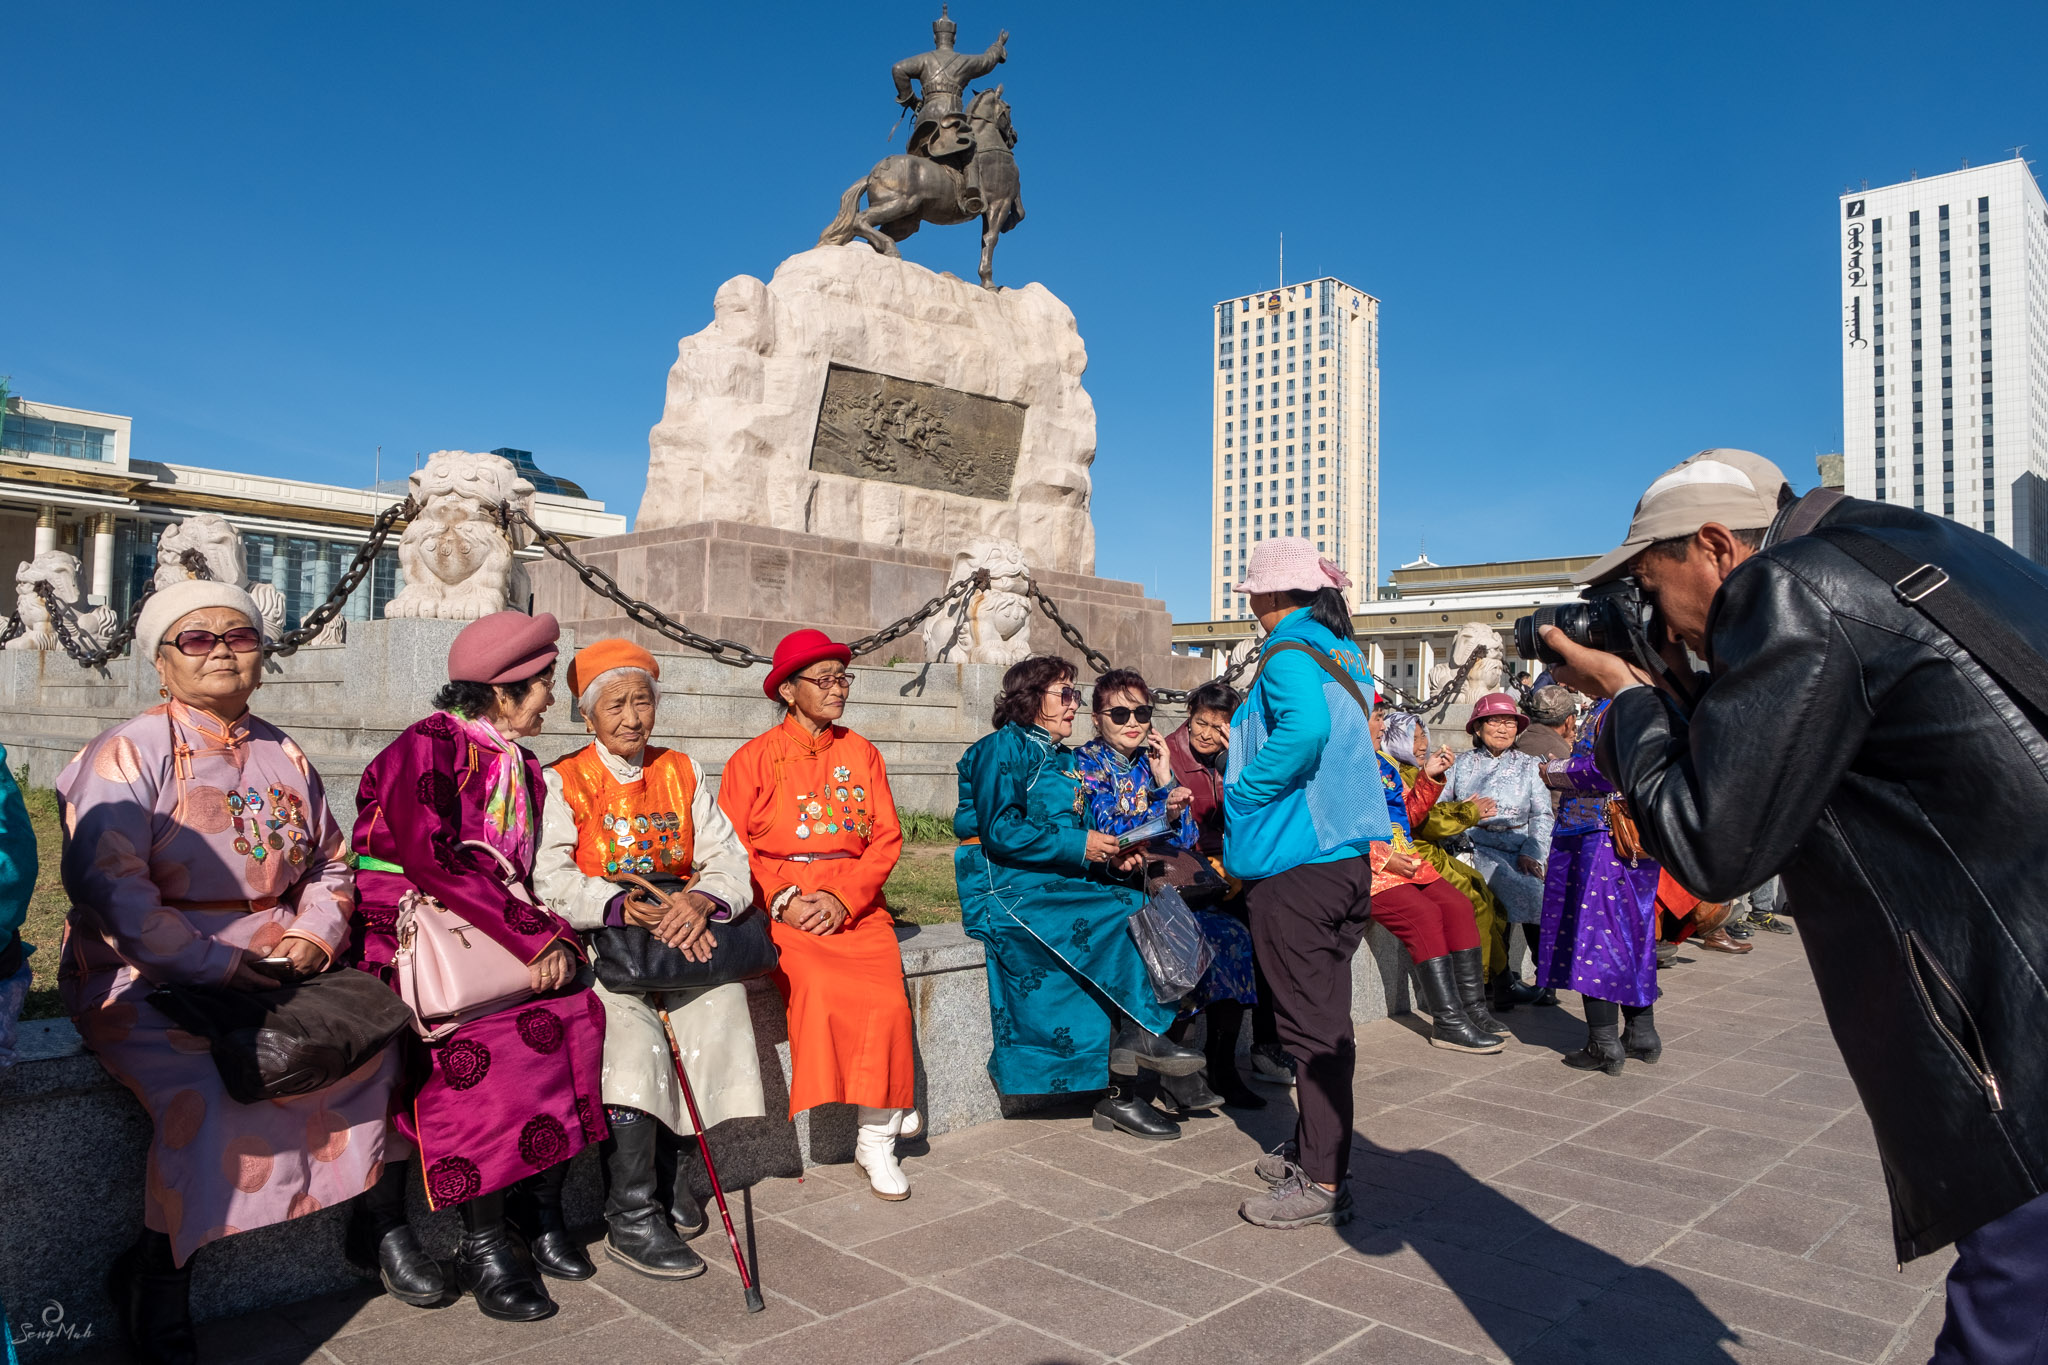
top-left (1544, 449), bottom-right (2048, 1364)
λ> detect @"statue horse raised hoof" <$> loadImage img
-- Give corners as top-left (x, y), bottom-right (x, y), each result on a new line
top-left (818, 87), bottom-right (1025, 290)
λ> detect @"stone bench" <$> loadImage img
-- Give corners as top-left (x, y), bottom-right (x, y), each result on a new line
top-left (0, 921), bottom-right (1412, 1349)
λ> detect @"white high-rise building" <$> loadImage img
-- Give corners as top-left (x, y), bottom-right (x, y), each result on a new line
top-left (1839, 158), bottom-right (2048, 561)
top-left (1209, 278), bottom-right (1380, 620)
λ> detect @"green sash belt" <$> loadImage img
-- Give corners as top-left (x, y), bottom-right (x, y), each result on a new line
top-left (356, 854), bottom-right (404, 874)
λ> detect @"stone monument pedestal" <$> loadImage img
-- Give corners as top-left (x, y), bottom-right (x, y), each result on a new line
top-left (528, 518), bottom-right (1204, 686)
top-left (539, 243), bottom-right (1204, 686)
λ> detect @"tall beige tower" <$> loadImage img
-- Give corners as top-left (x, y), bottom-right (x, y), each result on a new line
top-left (1210, 279), bottom-right (1381, 619)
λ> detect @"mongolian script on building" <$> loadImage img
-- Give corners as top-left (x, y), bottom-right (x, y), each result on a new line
top-left (808, 365), bottom-right (1024, 502)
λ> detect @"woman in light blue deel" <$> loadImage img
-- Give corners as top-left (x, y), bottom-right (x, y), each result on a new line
top-left (954, 655), bottom-right (1206, 1142)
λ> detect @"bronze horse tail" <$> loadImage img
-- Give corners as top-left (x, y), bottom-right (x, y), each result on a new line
top-left (818, 178), bottom-right (868, 247)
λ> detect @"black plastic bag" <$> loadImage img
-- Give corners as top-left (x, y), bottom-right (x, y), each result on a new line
top-left (149, 969), bottom-right (413, 1105)
top-left (1126, 883), bottom-right (1215, 1004)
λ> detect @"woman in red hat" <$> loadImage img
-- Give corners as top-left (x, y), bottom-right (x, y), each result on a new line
top-left (717, 630), bottom-right (918, 1200)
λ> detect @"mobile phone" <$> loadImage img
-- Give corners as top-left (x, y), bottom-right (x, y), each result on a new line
top-left (250, 955), bottom-right (301, 980)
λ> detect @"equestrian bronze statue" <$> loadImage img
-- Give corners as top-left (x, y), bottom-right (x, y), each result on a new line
top-left (818, 10), bottom-right (1025, 289)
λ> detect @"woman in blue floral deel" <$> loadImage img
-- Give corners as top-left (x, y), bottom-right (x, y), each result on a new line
top-left (1074, 670), bottom-right (1261, 1114)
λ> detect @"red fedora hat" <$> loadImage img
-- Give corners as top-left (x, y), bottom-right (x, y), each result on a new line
top-left (763, 628), bottom-right (852, 700)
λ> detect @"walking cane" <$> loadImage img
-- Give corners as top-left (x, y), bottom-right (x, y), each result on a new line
top-left (656, 1005), bottom-right (765, 1313)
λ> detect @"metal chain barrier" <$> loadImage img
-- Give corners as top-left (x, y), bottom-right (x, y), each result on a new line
top-left (507, 508), bottom-right (773, 667)
top-left (844, 569), bottom-right (988, 659)
top-left (37, 548), bottom-right (217, 670)
top-left (14, 494), bottom-right (1513, 721)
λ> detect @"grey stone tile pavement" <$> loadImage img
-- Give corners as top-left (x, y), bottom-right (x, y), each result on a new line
top-left (61, 929), bottom-right (1956, 1364)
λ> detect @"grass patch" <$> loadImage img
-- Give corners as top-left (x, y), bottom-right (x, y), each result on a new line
top-left (884, 845), bottom-right (961, 925)
top-left (20, 785), bottom-right (68, 1020)
top-left (898, 809), bottom-right (956, 844)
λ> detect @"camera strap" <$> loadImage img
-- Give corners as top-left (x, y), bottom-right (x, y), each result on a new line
top-left (1811, 526), bottom-right (2048, 722)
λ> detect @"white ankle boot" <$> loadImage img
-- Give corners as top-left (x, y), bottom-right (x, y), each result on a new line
top-left (898, 1107), bottom-right (923, 1140)
top-left (854, 1106), bottom-right (910, 1201)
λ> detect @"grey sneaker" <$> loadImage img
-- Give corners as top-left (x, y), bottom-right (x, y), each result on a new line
top-left (1240, 1164), bottom-right (1353, 1229)
top-left (1248, 1043), bottom-right (1297, 1088)
top-left (1750, 911), bottom-right (1794, 934)
top-left (1253, 1140), bottom-right (1299, 1185)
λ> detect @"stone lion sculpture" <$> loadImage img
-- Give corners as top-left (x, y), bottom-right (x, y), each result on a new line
top-left (922, 536), bottom-right (1032, 665)
top-left (7, 551), bottom-right (118, 654)
top-left (152, 514), bottom-right (310, 642)
top-left (1426, 621), bottom-right (1505, 702)
top-left (384, 450), bottom-right (536, 621)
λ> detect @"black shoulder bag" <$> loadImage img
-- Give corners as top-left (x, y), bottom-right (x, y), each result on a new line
top-left (584, 873), bottom-right (780, 995)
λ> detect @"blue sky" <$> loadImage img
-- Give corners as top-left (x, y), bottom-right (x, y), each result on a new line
top-left (5, 2), bottom-right (2044, 622)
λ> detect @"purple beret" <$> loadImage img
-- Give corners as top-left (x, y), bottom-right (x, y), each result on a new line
top-left (447, 611), bottom-right (561, 685)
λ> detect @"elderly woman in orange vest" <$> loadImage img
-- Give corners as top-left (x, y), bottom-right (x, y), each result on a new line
top-left (718, 630), bottom-right (918, 1201)
top-left (533, 639), bottom-right (766, 1281)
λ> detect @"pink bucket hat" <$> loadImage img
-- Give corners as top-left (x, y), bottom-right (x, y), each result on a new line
top-left (1234, 536), bottom-right (1352, 596)
top-left (1465, 692), bottom-right (1529, 736)
top-left (447, 610), bottom-right (561, 685)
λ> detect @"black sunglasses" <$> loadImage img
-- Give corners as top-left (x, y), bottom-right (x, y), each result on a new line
top-left (163, 627), bottom-right (263, 657)
top-left (1100, 705), bottom-right (1154, 726)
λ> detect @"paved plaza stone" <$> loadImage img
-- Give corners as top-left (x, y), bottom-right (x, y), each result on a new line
top-left (64, 930), bottom-right (1953, 1364)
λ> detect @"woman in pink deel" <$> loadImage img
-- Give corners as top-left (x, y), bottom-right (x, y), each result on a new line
top-left (59, 580), bottom-right (396, 1363)
top-left (350, 610), bottom-right (606, 1324)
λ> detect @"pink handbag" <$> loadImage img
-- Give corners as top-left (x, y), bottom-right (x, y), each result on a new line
top-left (392, 839), bottom-right (541, 1041)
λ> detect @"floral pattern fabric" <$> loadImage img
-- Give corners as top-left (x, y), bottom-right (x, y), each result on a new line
top-left (1072, 740), bottom-right (1256, 1008)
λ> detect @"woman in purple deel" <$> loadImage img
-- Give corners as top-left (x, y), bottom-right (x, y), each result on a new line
top-left (349, 610), bottom-right (606, 1324)
top-left (1536, 697), bottom-right (1664, 1076)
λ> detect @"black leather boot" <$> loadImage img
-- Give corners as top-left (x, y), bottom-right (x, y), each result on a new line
top-left (344, 1159), bottom-right (451, 1307)
top-left (1450, 948), bottom-right (1509, 1035)
top-left (1621, 1004), bottom-right (1663, 1064)
top-left (1565, 997), bottom-right (1626, 1076)
top-left (1203, 1002), bottom-right (1265, 1110)
top-left (602, 1111), bottom-right (706, 1279)
top-left (1108, 1012), bottom-right (1205, 1077)
top-left (1157, 1017), bottom-right (1224, 1113)
top-left (1091, 1077), bottom-right (1182, 1140)
top-left (1415, 955), bottom-right (1505, 1053)
top-left (653, 1125), bottom-right (709, 1239)
top-left (1563, 1025), bottom-right (1626, 1075)
top-left (453, 1191), bottom-right (556, 1322)
top-left (507, 1161), bottom-right (595, 1281)
top-left (107, 1230), bottom-right (195, 1365)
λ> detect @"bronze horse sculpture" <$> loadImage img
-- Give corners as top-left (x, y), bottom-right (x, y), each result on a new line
top-left (818, 87), bottom-right (1024, 289)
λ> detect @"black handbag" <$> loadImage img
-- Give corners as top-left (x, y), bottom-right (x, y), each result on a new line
top-left (149, 969), bottom-right (413, 1106)
top-left (585, 874), bottom-right (780, 995)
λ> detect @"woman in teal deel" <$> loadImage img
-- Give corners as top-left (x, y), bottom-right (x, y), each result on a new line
top-left (0, 744), bottom-right (42, 1070)
top-left (954, 656), bottom-right (1206, 1142)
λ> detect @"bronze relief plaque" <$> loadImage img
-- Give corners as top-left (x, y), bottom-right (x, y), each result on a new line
top-left (808, 364), bottom-right (1023, 501)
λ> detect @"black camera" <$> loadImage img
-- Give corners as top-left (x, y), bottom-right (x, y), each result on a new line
top-left (1513, 579), bottom-right (1657, 666)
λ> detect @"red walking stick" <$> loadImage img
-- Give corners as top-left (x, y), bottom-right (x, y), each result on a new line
top-left (656, 1005), bottom-right (765, 1313)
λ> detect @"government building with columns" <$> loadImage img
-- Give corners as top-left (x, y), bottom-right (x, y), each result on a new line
top-left (0, 390), bottom-right (625, 622)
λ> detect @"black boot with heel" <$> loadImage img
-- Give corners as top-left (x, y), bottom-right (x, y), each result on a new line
top-left (1415, 955), bottom-right (1506, 1053)
top-left (454, 1191), bottom-right (557, 1321)
top-left (107, 1229), bottom-right (196, 1365)
top-left (507, 1160), bottom-right (595, 1281)
top-left (1092, 1076), bottom-right (1182, 1140)
top-left (1621, 1003), bottom-right (1663, 1064)
top-left (1450, 948), bottom-right (1509, 1035)
top-left (344, 1158), bottom-right (451, 1307)
top-left (1563, 996), bottom-right (1627, 1076)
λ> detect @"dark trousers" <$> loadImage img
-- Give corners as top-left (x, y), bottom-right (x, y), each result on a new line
top-left (1246, 856), bottom-right (1372, 1187)
top-left (1932, 1190), bottom-right (2048, 1363)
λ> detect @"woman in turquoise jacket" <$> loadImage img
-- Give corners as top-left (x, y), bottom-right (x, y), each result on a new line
top-left (954, 656), bottom-right (1205, 1141)
top-left (1224, 538), bottom-right (1389, 1232)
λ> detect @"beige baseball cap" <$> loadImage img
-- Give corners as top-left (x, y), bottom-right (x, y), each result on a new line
top-left (1578, 448), bottom-right (1790, 585)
